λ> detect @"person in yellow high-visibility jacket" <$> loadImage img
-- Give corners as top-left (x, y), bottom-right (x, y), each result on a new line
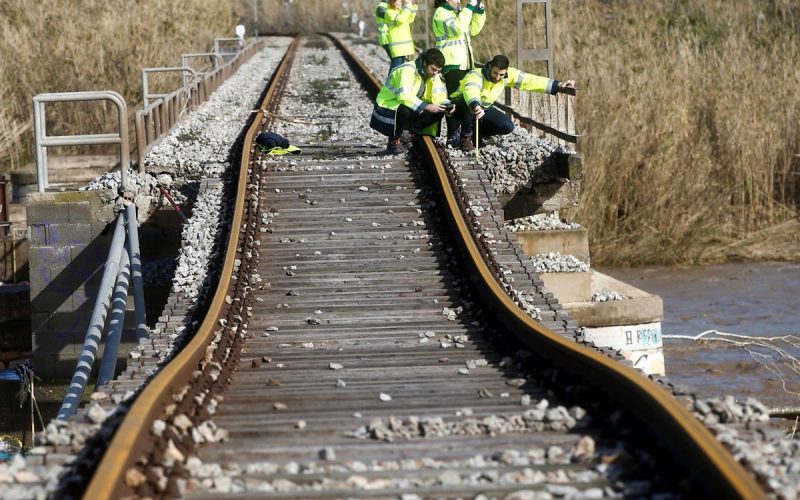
top-left (432, 0), bottom-right (487, 145)
top-left (370, 49), bottom-right (451, 155)
top-left (375, 1), bottom-right (391, 58)
top-left (450, 54), bottom-right (575, 151)
top-left (384, 0), bottom-right (418, 75)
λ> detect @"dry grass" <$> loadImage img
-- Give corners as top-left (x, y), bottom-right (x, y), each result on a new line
top-left (0, 0), bottom-right (233, 169)
top-left (473, 0), bottom-right (800, 265)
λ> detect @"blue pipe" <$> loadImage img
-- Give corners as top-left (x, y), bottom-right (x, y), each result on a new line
top-left (57, 215), bottom-right (126, 421)
top-left (126, 204), bottom-right (148, 340)
top-left (96, 248), bottom-right (130, 386)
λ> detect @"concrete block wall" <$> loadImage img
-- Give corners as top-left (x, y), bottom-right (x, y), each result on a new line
top-left (26, 190), bottom-right (133, 379)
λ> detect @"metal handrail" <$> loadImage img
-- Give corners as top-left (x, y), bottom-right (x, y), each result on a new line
top-left (135, 40), bottom-right (264, 167)
top-left (213, 37), bottom-right (243, 60)
top-left (141, 67), bottom-right (198, 108)
top-left (180, 53), bottom-right (224, 87)
top-left (57, 204), bottom-right (146, 420)
top-left (33, 91), bottom-right (130, 192)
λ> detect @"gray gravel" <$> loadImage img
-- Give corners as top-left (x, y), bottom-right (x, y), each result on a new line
top-left (449, 127), bottom-right (563, 196)
top-left (270, 37), bottom-right (386, 147)
top-left (507, 214), bottom-right (581, 232)
top-left (144, 38), bottom-right (293, 177)
top-left (335, 34), bottom-right (800, 498)
top-left (530, 252), bottom-right (590, 273)
top-left (348, 404), bottom-right (583, 441)
top-left (0, 40), bottom-right (292, 499)
top-left (591, 291), bottom-right (630, 302)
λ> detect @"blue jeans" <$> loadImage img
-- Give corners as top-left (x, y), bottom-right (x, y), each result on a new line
top-left (388, 56), bottom-right (406, 75)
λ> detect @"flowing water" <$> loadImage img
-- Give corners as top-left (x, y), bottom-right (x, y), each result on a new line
top-left (602, 261), bottom-right (800, 409)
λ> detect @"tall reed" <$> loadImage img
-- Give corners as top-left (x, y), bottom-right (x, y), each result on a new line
top-left (473, 0), bottom-right (800, 265)
top-left (0, 0), bottom-right (233, 168)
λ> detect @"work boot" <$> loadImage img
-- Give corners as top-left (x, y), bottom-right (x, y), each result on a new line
top-left (400, 130), bottom-right (416, 147)
top-left (386, 136), bottom-right (406, 155)
top-left (446, 130), bottom-right (461, 148)
top-left (459, 135), bottom-right (474, 152)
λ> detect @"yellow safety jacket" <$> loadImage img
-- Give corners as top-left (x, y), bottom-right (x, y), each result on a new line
top-left (371, 60), bottom-right (448, 136)
top-left (385, 4), bottom-right (417, 58)
top-left (375, 1), bottom-right (389, 46)
top-left (432, 3), bottom-right (486, 71)
top-left (453, 65), bottom-right (557, 110)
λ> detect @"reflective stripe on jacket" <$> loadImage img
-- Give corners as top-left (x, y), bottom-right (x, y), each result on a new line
top-left (432, 4), bottom-right (485, 70)
top-left (385, 4), bottom-right (417, 58)
top-left (453, 66), bottom-right (556, 109)
top-left (375, 1), bottom-right (390, 46)
top-left (371, 60), bottom-right (448, 136)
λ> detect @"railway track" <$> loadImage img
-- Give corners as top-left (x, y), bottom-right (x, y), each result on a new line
top-left (71, 35), bottom-right (766, 498)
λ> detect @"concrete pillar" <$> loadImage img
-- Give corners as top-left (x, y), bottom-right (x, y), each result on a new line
top-left (26, 190), bottom-right (123, 379)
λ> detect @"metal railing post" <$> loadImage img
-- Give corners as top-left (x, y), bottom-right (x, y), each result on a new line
top-left (57, 214), bottom-right (126, 420)
top-left (0, 176), bottom-right (8, 237)
top-left (180, 54), bottom-right (223, 87)
top-left (33, 91), bottom-right (130, 192)
top-left (136, 39), bottom-right (263, 172)
top-left (214, 38), bottom-right (244, 61)
top-left (517, 0), bottom-right (553, 78)
top-left (126, 204), bottom-right (147, 340)
top-left (141, 67), bottom-right (198, 107)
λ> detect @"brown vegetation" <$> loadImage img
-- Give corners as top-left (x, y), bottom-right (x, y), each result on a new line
top-left (475, 0), bottom-right (800, 265)
top-left (0, 0), bottom-right (233, 169)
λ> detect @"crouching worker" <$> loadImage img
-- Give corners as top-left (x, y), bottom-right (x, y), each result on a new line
top-left (370, 48), bottom-right (450, 155)
top-left (450, 54), bottom-right (575, 151)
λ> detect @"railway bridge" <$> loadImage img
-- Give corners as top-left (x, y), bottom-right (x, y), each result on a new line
top-left (1, 22), bottom-right (794, 500)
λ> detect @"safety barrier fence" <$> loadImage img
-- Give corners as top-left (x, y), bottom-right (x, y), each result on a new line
top-left (134, 40), bottom-right (263, 167)
top-left (33, 91), bottom-right (130, 192)
top-left (57, 203), bottom-right (146, 421)
top-left (499, 86), bottom-right (578, 148)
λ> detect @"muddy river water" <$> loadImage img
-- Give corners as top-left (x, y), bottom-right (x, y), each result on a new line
top-left (602, 261), bottom-right (800, 409)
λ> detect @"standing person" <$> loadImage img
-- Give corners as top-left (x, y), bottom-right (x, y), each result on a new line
top-left (450, 54), bottom-right (575, 150)
top-left (432, 0), bottom-right (486, 146)
top-left (384, 0), bottom-right (418, 75)
top-left (370, 48), bottom-right (450, 155)
top-left (375, 1), bottom-right (390, 58)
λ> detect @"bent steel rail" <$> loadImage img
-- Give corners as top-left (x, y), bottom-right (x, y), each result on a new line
top-left (84, 36), bottom-right (300, 499)
top-left (327, 32), bottom-right (762, 498)
top-left (417, 135), bottom-right (762, 498)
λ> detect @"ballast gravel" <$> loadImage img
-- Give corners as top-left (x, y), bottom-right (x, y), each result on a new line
top-left (144, 37), bottom-right (294, 178)
top-left (530, 252), bottom-right (590, 273)
top-left (338, 33), bottom-right (800, 498)
top-left (507, 214), bottom-right (581, 232)
top-left (0, 41), bottom-right (292, 499)
top-left (591, 291), bottom-right (630, 302)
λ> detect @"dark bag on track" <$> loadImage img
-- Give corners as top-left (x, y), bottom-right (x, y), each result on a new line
top-left (256, 131), bottom-right (290, 151)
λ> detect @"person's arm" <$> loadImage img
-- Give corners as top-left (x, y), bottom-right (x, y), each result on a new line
top-left (506, 67), bottom-right (559, 95)
top-left (461, 70), bottom-right (483, 108)
top-left (385, 4), bottom-right (414, 26)
top-left (461, 70), bottom-right (486, 118)
top-left (466, 0), bottom-right (486, 36)
top-left (405, 0), bottom-right (418, 22)
top-left (430, 75), bottom-right (449, 112)
top-left (437, 5), bottom-right (473, 37)
top-left (395, 67), bottom-right (426, 113)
